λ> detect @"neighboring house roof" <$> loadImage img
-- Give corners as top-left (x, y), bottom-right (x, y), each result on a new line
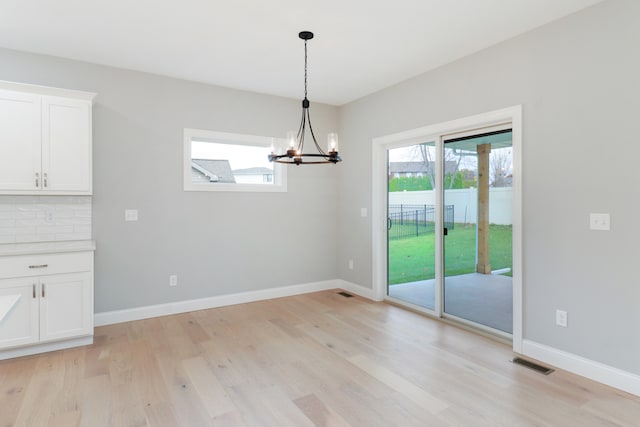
top-left (389, 161), bottom-right (458, 175)
top-left (232, 167), bottom-right (273, 175)
top-left (191, 159), bottom-right (236, 183)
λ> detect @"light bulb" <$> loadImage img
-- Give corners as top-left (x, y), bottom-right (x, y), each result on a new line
top-left (328, 133), bottom-right (339, 152)
top-left (286, 131), bottom-right (297, 149)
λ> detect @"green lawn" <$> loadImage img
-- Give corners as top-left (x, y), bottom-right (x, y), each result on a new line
top-left (388, 224), bottom-right (512, 285)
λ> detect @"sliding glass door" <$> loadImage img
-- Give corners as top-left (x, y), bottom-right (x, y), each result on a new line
top-left (383, 126), bottom-right (515, 337)
top-left (386, 142), bottom-right (436, 310)
top-left (443, 130), bottom-right (513, 333)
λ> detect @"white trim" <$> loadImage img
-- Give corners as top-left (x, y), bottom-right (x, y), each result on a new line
top-left (510, 106), bottom-right (523, 352)
top-left (94, 280), bottom-right (339, 326)
top-left (0, 80), bottom-right (96, 103)
top-left (435, 136), bottom-right (444, 318)
top-left (522, 339), bottom-right (640, 397)
top-left (337, 280), bottom-right (377, 300)
top-left (0, 335), bottom-right (93, 361)
top-left (371, 140), bottom-right (388, 302)
top-left (183, 128), bottom-right (287, 193)
top-left (371, 105), bottom-right (523, 351)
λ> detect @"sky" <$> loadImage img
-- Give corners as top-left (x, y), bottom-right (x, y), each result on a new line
top-left (191, 140), bottom-right (273, 170)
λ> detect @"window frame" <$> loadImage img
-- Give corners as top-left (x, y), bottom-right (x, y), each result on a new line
top-left (183, 128), bottom-right (287, 193)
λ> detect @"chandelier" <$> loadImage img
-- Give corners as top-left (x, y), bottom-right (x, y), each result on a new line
top-left (268, 31), bottom-right (342, 165)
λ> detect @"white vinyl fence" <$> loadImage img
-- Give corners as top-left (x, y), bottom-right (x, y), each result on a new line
top-left (388, 187), bottom-right (512, 225)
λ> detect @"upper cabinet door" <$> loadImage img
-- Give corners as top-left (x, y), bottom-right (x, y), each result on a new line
top-left (0, 90), bottom-right (42, 191)
top-left (41, 96), bottom-right (92, 193)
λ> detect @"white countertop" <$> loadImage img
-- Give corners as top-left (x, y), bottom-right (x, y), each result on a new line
top-left (0, 240), bottom-right (96, 256)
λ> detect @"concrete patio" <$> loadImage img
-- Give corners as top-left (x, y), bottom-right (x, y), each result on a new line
top-left (388, 272), bottom-right (513, 333)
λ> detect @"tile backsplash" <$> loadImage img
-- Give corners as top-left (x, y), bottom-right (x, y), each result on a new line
top-left (0, 196), bottom-right (91, 244)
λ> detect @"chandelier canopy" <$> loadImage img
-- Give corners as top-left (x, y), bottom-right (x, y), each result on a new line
top-left (268, 31), bottom-right (342, 166)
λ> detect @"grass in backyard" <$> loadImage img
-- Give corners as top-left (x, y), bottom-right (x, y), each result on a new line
top-left (388, 223), bottom-right (512, 285)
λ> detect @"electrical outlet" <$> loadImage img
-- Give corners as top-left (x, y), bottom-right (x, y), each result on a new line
top-left (348, 260), bottom-right (354, 270)
top-left (45, 210), bottom-right (55, 223)
top-left (589, 213), bottom-right (610, 231)
top-left (125, 209), bottom-right (139, 221)
top-left (556, 309), bottom-right (567, 327)
top-left (169, 275), bottom-right (178, 287)
top-left (360, 208), bottom-right (368, 217)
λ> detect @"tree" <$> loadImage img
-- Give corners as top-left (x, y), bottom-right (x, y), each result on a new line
top-left (490, 148), bottom-right (512, 187)
top-left (412, 143), bottom-right (463, 189)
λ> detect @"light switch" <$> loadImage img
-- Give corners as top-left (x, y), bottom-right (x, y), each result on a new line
top-left (125, 209), bottom-right (139, 221)
top-left (361, 207), bottom-right (368, 217)
top-left (589, 213), bottom-right (610, 231)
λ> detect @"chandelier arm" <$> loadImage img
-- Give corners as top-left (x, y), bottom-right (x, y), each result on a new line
top-left (272, 152), bottom-right (341, 165)
top-left (297, 107), bottom-right (306, 148)
top-left (305, 109), bottom-right (329, 157)
top-left (299, 110), bottom-right (306, 153)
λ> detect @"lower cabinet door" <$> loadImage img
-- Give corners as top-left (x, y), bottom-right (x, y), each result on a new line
top-left (39, 272), bottom-right (93, 342)
top-left (0, 278), bottom-right (39, 349)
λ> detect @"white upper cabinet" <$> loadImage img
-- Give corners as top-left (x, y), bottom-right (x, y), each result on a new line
top-left (0, 91), bottom-right (41, 191)
top-left (42, 96), bottom-right (92, 193)
top-left (0, 81), bottom-right (96, 195)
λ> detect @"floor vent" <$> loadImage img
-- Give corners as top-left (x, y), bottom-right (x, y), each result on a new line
top-left (512, 357), bottom-right (554, 375)
top-left (337, 291), bottom-right (354, 298)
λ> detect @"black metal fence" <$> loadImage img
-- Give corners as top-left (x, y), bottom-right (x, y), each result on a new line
top-left (388, 204), bottom-right (454, 240)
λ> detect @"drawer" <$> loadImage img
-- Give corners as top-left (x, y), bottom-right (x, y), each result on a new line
top-left (0, 251), bottom-right (93, 279)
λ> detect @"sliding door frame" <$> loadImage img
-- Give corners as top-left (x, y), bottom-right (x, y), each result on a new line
top-left (371, 105), bottom-right (523, 352)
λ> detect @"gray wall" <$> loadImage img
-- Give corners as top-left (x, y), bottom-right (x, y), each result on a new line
top-left (0, 48), bottom-right (340, 313)
top-left (337, 0), bottom-right (640, 375)
top-left (1, 0), bottom-right (637, 378)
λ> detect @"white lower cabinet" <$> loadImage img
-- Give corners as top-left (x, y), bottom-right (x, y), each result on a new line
top-left (39, 272), bottom-right (93, 342)
top-left (0, 278), bottom-right (39, 349)
top-left (0, 251), bottom-right (93, 355)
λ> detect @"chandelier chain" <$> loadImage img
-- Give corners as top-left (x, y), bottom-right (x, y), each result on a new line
top-left (304, 39), bottom-right (308, 100)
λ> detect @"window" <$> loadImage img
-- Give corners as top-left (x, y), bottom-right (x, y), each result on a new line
top-left (183, 129), bottom-right (286, 192)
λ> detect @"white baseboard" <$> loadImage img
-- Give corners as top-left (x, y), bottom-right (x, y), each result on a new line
top-left (522, 339), bottom-right (640, 397)
top-left (337, 280), bottom-right (377, 300)
top-left (94, 279), bottom-right (340, 327)
top-left (0, 336), bottom-right (93, 361)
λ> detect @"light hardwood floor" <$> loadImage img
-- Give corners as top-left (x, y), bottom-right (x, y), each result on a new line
top-left (1, 290), bottom-right (639, 426)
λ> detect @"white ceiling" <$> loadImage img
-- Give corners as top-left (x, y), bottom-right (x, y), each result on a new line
top-left (0, 0), bottom-right (603, 105)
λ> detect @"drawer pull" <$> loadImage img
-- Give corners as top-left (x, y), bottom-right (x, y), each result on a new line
top-left (28, 264), bottom-right (49, 269)
top-left (33, 284), bottom-right (36, 299)
top-left (42, 284), bottom-right (45, 298)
